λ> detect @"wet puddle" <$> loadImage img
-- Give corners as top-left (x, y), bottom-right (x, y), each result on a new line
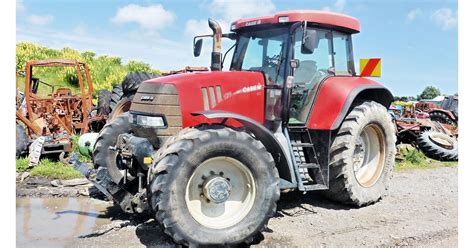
top-left (16, 197), bottom-right (113, 247)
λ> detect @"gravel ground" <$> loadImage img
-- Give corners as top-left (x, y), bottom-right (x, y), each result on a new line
top-left (65, 166), bottom-right (457, 247)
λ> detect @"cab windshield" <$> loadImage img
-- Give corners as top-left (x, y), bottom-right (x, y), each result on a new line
top-left (230, 27), bottom-right (289, 85)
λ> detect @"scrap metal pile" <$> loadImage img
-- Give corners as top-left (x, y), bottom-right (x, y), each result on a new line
top-left (15, 59), bottom-right (109, 159)
top-left (390, 95), bottom-right (458, 161)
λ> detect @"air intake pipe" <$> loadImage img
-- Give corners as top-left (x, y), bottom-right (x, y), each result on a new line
top-left (208, 18), bottom-right (222, 71)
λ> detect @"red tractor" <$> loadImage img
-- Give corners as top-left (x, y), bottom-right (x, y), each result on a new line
top-left (70, 11), bottom-right (395, 246)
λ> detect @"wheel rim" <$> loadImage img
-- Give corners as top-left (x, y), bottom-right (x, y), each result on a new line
top-left (185, 156), bottom-right (256, 229)
top-left (428, 132), bottom-right (454, 149)
top-left (352, 124), bottom-right (386, 187)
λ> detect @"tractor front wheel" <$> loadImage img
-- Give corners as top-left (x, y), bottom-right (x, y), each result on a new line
top-left (323, 101), bottom-right (396, 206)
top-left (148, 126), bottom-right (279, 246)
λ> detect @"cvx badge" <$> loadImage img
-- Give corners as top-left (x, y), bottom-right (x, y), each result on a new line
top-left (140, 95), bottom-right (154, 102)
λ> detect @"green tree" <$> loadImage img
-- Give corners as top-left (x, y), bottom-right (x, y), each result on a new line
top-left (419, 86), bottom-right (441, 100)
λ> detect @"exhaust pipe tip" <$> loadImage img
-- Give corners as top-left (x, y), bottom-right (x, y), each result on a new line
top-left (208, 18), bottom-right (222, 71)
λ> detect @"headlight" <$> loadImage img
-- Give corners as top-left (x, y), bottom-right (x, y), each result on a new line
top-left (130, 114), bottom-right (166, 128)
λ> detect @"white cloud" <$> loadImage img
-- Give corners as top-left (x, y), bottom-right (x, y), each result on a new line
top-left (209, 0), bottom-right (275, 22)
top-left (73, 24), bottom-right (87, 35)
top-left (185, 0), bottom-right (275, 36)
top-left (28, 15), bottom-right (53, 26)
top-left (111, 4), bottom-right (175, 30)
top-left (323, 0), bottom-right (346, 13)
top-left (185, 19), bottom-right (209, 37)
top-left (407, 8), bottom-right (422, 21)
top-left (432, 8), bottom-right (457, 30)
top-left (17, 0), bottom-right (25, 12)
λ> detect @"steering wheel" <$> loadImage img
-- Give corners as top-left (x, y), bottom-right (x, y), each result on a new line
top-left (263, 54), bottom-right (281, 68)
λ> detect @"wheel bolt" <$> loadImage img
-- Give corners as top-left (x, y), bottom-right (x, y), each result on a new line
top-left (210, 170), bottom-right (215, 175)
top-left (219, 172), bottom-right (224, 176)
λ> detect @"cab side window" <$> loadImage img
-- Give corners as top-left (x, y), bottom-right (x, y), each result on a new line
top-left (332, 31), bottom-right (353, 76)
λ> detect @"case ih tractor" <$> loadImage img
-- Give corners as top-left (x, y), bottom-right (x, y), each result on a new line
top-left (70, 11), bottom-right (395, 246)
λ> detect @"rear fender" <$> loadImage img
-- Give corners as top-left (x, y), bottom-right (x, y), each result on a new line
top-left (192, 111), bottom-right (293, 183)
top-left (308, 77), bottom-right (393, 130)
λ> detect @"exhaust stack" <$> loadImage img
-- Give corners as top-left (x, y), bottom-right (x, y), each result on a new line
top-left (208, 18), bottom-right (222, 71)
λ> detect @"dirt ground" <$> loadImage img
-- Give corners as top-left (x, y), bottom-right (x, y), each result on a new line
top-left (17, 166), bottom-right (458, 247)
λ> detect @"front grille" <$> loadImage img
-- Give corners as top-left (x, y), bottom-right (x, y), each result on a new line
top-left (130, 83), bottom-right (182, 148)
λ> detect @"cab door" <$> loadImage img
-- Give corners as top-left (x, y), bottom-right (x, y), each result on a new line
top-left (289, 28), bottom-right (333, 125)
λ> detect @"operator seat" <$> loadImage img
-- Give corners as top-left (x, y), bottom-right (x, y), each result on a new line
top-left (293, 60), bottom-right (323, 122)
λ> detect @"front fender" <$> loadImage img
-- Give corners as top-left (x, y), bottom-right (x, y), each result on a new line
top-left (192, 110), bottom-right (293, 183)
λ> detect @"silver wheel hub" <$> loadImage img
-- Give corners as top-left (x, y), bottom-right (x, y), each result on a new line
top-left (352, 124), bottom-right (386, 188)
top-left (203, 176), bottom-right (231, 203)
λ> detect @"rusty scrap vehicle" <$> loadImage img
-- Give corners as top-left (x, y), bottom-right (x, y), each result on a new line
top-left (68, 11), bottom-right (397, 246)
top-left (16, 59), bottom-right (105, 157)
top-left (417, 95), bottom-right (458, 126)
top-left (390, 102), bottom-right (458, 161)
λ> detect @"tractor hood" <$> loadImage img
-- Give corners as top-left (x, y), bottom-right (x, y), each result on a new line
top-left (130, 70), bottom-right (267, 129)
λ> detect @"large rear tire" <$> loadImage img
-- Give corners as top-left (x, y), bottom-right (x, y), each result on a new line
top-left (110, 85), bottom-right (123, 111)
top-left (323, 101), bottom-right (396, 206)
top-left (97, 90), bottom-right (112, 115)
top-left (417, 130), bottom-right (458, 161)
top-left (429, 111), bottom-right (456, 126)
top-left (121, 72), bottom-right (159, 96)
top-left (148, 126), bottom-right (279, 246)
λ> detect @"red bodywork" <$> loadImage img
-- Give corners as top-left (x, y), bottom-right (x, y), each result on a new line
top-left (144, 71), bottom-right (266, 128)
top-left (144, 73), bottom-right (388, 131)
top-left (307, 77), bottom-right (384, 130)
top-left (232, 10), bottom-right (360, 33)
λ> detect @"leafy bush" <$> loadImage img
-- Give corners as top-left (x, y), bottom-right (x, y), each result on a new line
top-left (16, 42), bottom-right (161, 94)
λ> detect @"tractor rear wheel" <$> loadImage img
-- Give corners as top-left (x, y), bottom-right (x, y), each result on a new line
top-left (429, 111), bottom-right (456, 126)
top-left (121, 72), bottom-right (159, 96)
top-left (110, 85), bottom-right (123, 111)
top-left (97, 89), bottom-right (112, 115)
top-left (148, 126), bottom-right (279, 246)
top-left (323, 101), bottom-right (396, 206)
top-left (417, 130), bottom-right (458, 161)
top-left (16, 124), bottom-right (29, 158)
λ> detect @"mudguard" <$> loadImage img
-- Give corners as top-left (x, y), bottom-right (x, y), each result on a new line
top-left (192, 110), bottom-right (293, 182)
top-left (307, 77), bottom-right (393, 130)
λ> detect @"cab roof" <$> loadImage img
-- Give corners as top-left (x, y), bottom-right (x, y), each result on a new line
top-left (231, 10), bottom-right (360, 33)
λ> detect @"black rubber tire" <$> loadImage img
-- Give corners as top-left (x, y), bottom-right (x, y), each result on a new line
top-left (110, 85), bottom-right (123, 111)
top-left (108, 94), bottom-right (134, 121)
top-left (97, 89), bottom-right (112, 115)
top-left (429, 111), bottom-right (456, 126)
top-left (121, 72), bottom-right (159, 96)
top-left (93, 113), bottom-right (131, 183)
top-left (16, 124), bottom-right (29, 158)
top-left (417, 131), bottom-right (458, 161)
top-left (323, 101), bottom-right (396, 206)
top-left (148, 126), bottom-right (280, 246)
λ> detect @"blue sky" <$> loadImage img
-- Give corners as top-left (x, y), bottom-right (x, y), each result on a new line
top-left (16, 0), bottom-right (458, 96)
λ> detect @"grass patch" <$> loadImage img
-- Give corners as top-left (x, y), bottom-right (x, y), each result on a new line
top-left (395, 145), bottom-right (458, 171)
top-left (29, 159), bottom-right (82, 179)
top-left (16, 157), bottom-right (29, 172)
top-left (16, 135), bottom-right (92, 179)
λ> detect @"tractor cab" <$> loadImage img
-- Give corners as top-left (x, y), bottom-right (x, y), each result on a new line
top-left (194, 11), bottom-right (360, 127)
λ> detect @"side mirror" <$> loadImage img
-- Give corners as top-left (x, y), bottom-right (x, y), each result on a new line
top-left (194, 39), bottom-right (203, 57)
top-left (301, 29), bottom-right (317, 54)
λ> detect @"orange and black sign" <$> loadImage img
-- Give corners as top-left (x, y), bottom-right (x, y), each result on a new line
top-left (359, 58), bottom-right (381, 77)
